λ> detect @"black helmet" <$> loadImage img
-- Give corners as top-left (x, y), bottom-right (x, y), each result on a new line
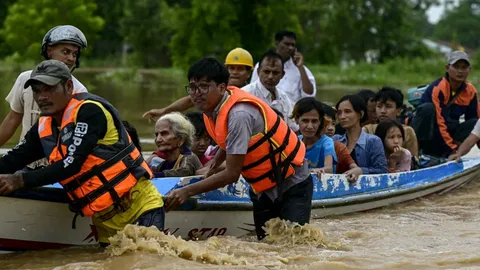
top-left (41, 25), bottom-right (87, 69)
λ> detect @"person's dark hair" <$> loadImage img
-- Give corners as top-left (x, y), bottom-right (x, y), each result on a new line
top-left (374, 119), bottom-right (405, 149)
top-left (186, 111), bottom-right (207, 138)
top-left (356, 89), bottom-right (376, 103)
top-left (187, 57), bottom-right (229, 85)
top-left (122, 121), bottom-right (142, 152)
top-left (291, 97), bottom-right (326, 133)
top-left (375, 86), bottom-right (404, 108)
top-left (335, 94), bottom-right (368, 124)
top-left (271, 107), bottom-right (284, 119)
top-left (321, 103), bottom-right (336, 121)
top-left (258, 49), bottom-right (284, 70)
top-left (275, 30), bottom-right (296, 42)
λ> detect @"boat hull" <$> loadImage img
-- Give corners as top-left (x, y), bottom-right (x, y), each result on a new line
top-left (0, 159), bottom-right (479, 252)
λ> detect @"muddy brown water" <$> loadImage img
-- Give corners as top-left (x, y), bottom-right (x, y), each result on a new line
top-left (1, 177), bottom-right (480, 270)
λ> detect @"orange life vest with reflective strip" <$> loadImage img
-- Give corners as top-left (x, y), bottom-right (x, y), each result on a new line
top-left (203, 86), bottom-right (305, 194)
top-left (38, 93), bottom-right (152, 216)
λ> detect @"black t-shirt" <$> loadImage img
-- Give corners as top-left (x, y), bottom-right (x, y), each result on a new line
top-left (350, 148), bottom-right (357, 163)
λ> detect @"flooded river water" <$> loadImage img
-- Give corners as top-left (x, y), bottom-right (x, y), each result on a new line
top-left (0, 69), bottom-right (479, 269)
top-left (1, 177), bottom-right (480, 270)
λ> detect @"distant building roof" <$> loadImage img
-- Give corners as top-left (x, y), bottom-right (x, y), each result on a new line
top-left (422, 39), bottom-right (476, 57)
top-left (422, 39), bottom-right (452, 54)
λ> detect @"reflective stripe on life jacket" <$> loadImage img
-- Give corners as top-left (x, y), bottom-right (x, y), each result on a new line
top-left (38, 92), bottom-right (152, 216)
top-left (203, 86), bottom-right (306, 194)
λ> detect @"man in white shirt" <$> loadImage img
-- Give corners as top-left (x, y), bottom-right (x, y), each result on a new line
top-left (243, 50), bottom-right (298, 131)
top-left (251, 30), bottom-right (316, 103)
top-left (0, 25), bottom-right (88, 168)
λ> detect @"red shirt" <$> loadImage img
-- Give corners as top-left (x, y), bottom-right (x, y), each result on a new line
top-left (334, 141), bottom-right (355, 173)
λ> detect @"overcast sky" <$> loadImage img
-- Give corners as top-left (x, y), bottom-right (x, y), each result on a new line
top-left (427, 0), bottom-right (460, 23)
top-left (427, 4), bottom-right (444, 23)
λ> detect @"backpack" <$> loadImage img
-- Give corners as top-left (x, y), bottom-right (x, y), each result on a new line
top-left (407, 85), bottom-right (429, 108)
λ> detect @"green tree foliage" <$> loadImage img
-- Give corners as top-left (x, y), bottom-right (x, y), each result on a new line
top-left (434, 0), bottom-right (480, 49)
top-left (168, 0), bottom-right (241, 68)
top-left (168, 0), bottom-right (302, 68)
top-left (91, 0), bottom-right (125, 58)
top-left (266, 0), bottom-right (437, 65)
top-left (0, 0), bottom-right (439, 67)
top-left (307, 0), bottom-right (437, 63)
top-left (0, 0), bottom-right (104, 61)
top-left (0, 0), bottom-right (17, 58)
top-left (120, 0), bottom-right (173, 67)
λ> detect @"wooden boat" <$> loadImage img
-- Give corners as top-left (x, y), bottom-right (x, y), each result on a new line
top-left (1, 158), bottom-right (479, 252)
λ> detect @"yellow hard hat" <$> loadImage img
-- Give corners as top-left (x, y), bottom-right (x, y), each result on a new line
top-left (225, 48), bottom-right (253, 68)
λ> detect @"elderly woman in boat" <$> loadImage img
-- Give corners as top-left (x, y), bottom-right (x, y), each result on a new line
top-left (147, 112), bottom-right (202, 178)
top-left (333, 94), bottom-right (388, 174)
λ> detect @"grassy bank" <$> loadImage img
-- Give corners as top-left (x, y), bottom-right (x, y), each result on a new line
top-left (310, 57), bottom-right (480, 90)
top-left (3, 56), bottom-right (479, 90)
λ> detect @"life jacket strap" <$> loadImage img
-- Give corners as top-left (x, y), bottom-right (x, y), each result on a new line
top-left (246, 115), bottom-right (281, 152)
top-left (242, 116), bottom-right (284, 171)
top-left (62, 143), bottom-right (140, 192)
top-left (243, 122), bottom-right (300, 188)
top-left (67, 152), bottom-right (144, 214)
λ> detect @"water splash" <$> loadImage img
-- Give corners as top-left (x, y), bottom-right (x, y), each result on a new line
top-left (106, 218), bottom-right (341, 266)
top-left (106, 224), bottom-right (247, 265)
top-left (263, 218), bottom-right (345, 250)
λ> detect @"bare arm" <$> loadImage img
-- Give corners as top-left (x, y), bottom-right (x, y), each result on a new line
top-left (293, 52), bottom-right (314, 95)
top-left (322, 155), bottom-right (333, 173)
top-left (455, 134), bottom-right (479, 157)
top-left (0, 110), bottom-right (23, 147)
top-left (298, 66), bottom-right (314, 95)
top-left (184, 154), bottom-right (243, 195)
top-left (344, 165), bottom-right (363, 183)
top-left (210, 148), bottom-right (226, 169)
top-left (142, 96), bottom-right (193, 120)
top-left (165, 154), bottom-right (245, 211)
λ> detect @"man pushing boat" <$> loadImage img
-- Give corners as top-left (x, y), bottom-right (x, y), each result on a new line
top-left (0, 60), bottom-right (164, 246)
top-left (165, 57), bottom-right (313, 240)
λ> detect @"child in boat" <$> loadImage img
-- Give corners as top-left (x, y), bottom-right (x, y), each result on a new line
top-left (322, 103), bottom-right (363, 181)
top-left (375, 119), bottom-right (412, 172)
top-left (363, 87), bottom-right (419, 157)
top-left (291, 97), bottom-right (337, 177)
top-left (186, 111), bottom-right (214, 165)
top-left (147, 112), bottom-right (202, 178)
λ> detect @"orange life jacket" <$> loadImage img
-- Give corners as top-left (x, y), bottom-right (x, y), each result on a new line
top-left (203, 86), bottom-right (305, 194)
top-left (38, 93), bottom-right (152, 216)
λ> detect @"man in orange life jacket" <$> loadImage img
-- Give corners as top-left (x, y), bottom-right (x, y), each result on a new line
top-left (165, 57), bottom-right (313, 240)
top-left (0, 60), bottom-right (164, 245)
top-left (411, 51), bottom-right (480, 157)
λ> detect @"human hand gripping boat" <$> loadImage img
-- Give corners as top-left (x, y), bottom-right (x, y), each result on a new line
top-left (1, 158), bottom-right (479, 252)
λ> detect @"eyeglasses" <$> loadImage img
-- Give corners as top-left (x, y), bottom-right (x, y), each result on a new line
top-left (185, 83), bottom-right (212, 95)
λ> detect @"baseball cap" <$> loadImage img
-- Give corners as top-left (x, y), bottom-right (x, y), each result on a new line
top-left (447, 51), bottom-right (470, 65)
top-left (24, 60), bottom-right (72, 89)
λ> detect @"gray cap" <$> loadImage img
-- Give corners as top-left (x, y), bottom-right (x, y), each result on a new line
top-left (24, 60), bottom-right (72, 89)
top-left (447, 50), bottom-right (470, 65)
